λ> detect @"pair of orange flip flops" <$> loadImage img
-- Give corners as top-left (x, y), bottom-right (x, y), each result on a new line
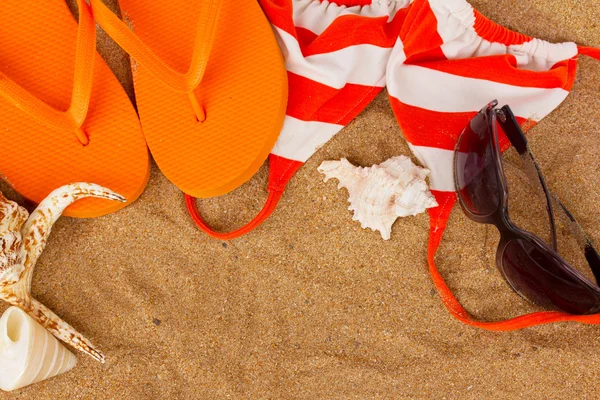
top-left (0, 0), bottom-right (287, 217)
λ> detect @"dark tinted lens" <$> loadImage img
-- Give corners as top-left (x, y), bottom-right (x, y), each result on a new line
top-left (455, 112), bottom-right (501, 216)
top-left (502, 154), bottom-right (555, 248)
top-left (501, 238), bottom-right (598, 314)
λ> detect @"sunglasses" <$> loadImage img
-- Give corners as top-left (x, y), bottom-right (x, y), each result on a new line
top-left (453, 100), bottom-right (600, 315)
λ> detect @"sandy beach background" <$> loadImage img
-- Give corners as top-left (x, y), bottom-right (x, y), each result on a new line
top-left (3, 0), bottom-right (600, 398)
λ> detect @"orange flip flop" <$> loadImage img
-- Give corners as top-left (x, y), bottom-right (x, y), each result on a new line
top-left (90, 0), bottom-right (288, 198)
top-left (0, 0), bottom-right (149, 218)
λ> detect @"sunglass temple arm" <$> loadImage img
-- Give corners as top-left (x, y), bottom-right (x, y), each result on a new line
top-left (497, 105), bottom-right (527, 155)
top-left (497, 104), bottom-right (558, 250)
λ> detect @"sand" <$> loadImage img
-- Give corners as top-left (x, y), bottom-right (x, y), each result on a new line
top-left (2, 0), bottom-right (600, 398)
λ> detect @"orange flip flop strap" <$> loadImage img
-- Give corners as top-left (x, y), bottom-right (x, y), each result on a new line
top-left (90, 0), bottom-right (221, 93)
top-left (186, 155), bottom-right (303, 240)
top-left (0, 0), bottom-right (95, 145)
top-left (578, 46), bottom-right (600, 61)
top-left (428, 193), bottom-right (600, 330)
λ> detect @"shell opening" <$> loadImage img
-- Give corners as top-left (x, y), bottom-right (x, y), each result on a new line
top-left (5, 309), bottom-right (24, 343)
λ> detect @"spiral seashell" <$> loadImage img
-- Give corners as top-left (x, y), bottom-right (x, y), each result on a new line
top-left (0, 183), bottom-right (126, 363)
top-left (319, 155), bottom-right (438, 240)
top-left (0, 307), bottom-right (77, 391)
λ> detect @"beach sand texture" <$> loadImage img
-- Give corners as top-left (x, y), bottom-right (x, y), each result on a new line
top-left (2, 0), bottom-right (600, 398)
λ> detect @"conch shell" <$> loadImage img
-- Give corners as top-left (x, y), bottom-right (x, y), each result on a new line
top-left (0, 307), bottom-right (77, 391)
top-left (318, 156), bottom-right (438, 240)
top-left (0, 183), bottom-right (125, 363)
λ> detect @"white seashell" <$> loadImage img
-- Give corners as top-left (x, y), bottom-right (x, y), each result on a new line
top-left (0, 183), bottom-right (126, 363)
top-left (0, 307), bottom-right (77, 392)
top-left (318, 155), bottom-right (438, 240)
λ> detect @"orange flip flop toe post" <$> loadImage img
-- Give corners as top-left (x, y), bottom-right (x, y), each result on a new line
top-left (90, 0), bottom-right (287, 198)
top-left (0, 0), bottom-right (149, 218)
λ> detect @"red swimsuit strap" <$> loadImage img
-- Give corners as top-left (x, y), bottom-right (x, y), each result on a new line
top-left (578, 46), bottom-right (600, 61)
top-left (186, 155), bottom-right (303, 240)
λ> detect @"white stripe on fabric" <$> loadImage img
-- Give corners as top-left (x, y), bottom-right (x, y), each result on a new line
top-left (386, 37), bottom-right (406, 73)
top-left (292, 0), bottom-right (411, 35)
top-left (428, 0), bottom-right (476, 48)
top-left (408, 144), bottom-right (455, 192)
top-left (272, 116), bottom-right (344, 162)
top-left (387, 64), bottom-right (570, 120)
top-left (507, 40), bottom-right (578, 71)
top-left (275, 27), bottom-right (391, 89)
top-left (428, 0), bottom-right (577, 71)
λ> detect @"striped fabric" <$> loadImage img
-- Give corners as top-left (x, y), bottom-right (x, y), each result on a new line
top-left (387, 0), bottom-right (600, 329)
top-left (265, 0), bottom-right (410, 164)
top-left (388, 0), bottom-right (577, 197)
top-left (261, 0), bottom-right (412, 181)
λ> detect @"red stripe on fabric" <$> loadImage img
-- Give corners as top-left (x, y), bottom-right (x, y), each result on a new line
top-left (389, 99), bottom-right (536, 151)
top-left (473, 10), bottom-right (531, 46)
top-left (295, 27), bottom-right (318, 51)
top-left (555, 58), bottom-right (578, 92)
top-left (405, 47), bottom-right (448, 65)
top-left (259, 0), bottom-right (296, 37)
top-left (269, 154), bottom-right (304, 191)
top-left (299, 10), bottom-right (409, 56)
top-left (286, 72), bottom-right (383, 125)
top-left (329, 84), bottom-right (383, 125)
top-left (400, 0), bottom-right (446, 63)
top-left (389, 99), bottom-right (474, 150)
top-left (416, 56), bottom-right (573, 89)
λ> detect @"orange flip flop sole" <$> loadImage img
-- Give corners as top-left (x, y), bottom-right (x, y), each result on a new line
top-left (117, 0), bottom-right (287, 197)
top-left (0, 1), bottom-right (149, 218)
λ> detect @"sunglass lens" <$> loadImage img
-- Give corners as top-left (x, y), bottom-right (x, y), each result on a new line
top-left (501, 154), bottom-right (555, 248)
top-left (455, 112), bottom-right (501, 216)
top-left (500, 238), bottom-right (597, 314)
